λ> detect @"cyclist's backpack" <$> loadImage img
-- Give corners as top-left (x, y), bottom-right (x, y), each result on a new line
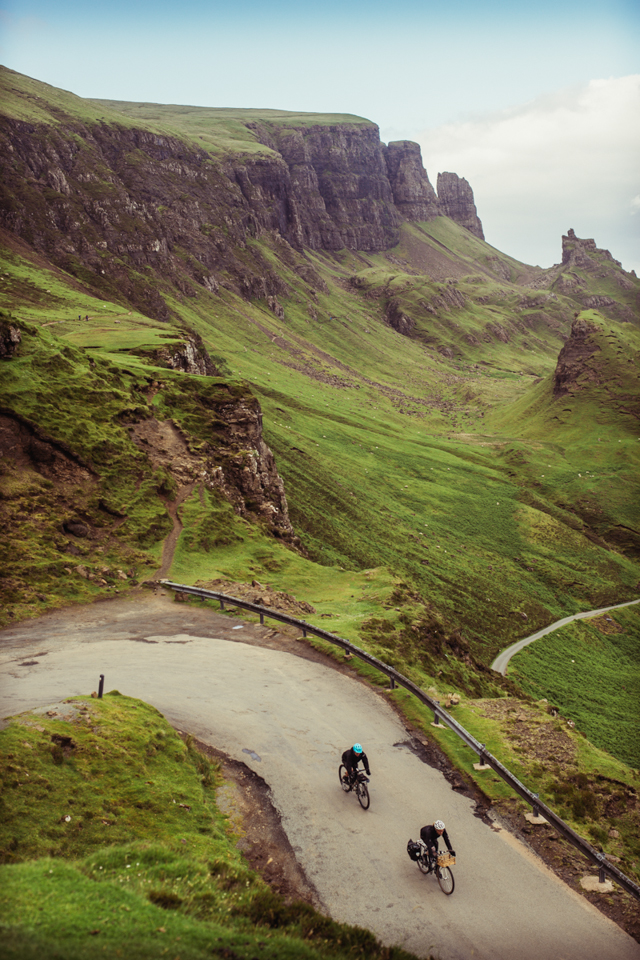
top-left (407, 839), bottom-right (421, 861)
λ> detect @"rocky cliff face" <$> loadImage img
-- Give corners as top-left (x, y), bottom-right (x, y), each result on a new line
top-left (127, 392), bottom-right (297, 544)
top-left (383, 141), bottom-right (440, 221)
top-left (553, 318), bottom-right (601, 397)
top-left (0, 106), bottom-right (484, 324)
top-left (561, 229), bottom-right (619, 270)
top-left (251, 122), bottom-right (403, 251)
top-left (436, 173), bottom-right (485, 240)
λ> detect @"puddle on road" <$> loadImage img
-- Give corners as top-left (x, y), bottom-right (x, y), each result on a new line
top-left (242, 748), bottom-right (262, 762)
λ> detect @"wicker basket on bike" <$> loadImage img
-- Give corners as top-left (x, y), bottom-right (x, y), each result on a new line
top-left (437, 851), bottom-right (456, 867)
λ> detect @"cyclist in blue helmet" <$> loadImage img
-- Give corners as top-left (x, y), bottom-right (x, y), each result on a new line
top-left (341, 742), bottom-right (371, 785)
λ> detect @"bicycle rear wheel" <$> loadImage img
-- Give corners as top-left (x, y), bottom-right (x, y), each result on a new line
top-left (417, 854), bottom-right (430, 874)
top-left (356, 781), bottom-right (370, 810)
top-left (437, 866), bottom-right (455, 895)
top-left (339, 765), bottom-right (351, 792)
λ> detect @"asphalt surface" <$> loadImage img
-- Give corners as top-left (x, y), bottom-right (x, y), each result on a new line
top-left (491, 597), bottom-right (640, 675)
top-left (1, 590), bottom-right (639, 960)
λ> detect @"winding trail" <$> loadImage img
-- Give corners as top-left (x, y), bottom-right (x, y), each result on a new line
top-left (1, 591), bottom-right (639, 960)
top-left (491, 597), bottom-right (640, 675)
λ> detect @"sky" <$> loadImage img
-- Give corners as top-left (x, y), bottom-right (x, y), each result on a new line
top-left (1, 0), bottom-right (639, 272)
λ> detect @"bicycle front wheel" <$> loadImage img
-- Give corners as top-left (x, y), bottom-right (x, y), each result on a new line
top-left (356, 781), bottom-right (370, 810)
top-left (437, 866), bottom-right (455, 895)
top-left (339, 765), bottom-right (351, 792)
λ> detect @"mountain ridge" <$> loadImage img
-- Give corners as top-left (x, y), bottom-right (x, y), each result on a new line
top-left (1, 63), bottom-right (638, 682)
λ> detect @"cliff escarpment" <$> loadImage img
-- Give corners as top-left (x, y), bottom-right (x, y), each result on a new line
top-left (0, 69), bottom-right (485, 323)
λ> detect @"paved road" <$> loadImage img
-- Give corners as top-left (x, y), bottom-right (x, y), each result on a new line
top-left (1, 592), bottom-right (639, 960)
top-left (491, 598), bottom-right (640, 675)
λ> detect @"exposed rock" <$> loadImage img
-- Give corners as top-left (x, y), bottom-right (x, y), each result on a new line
top-left (584, 295), bottom-right (615, 310)
top-left (252, 121), bottom-right (403, 252)
top-left (147, 333), bottom-right (219, 376)
top-left (420, 285), bottom-right (466, 316)
top-left (562, 228), bottom-right (620, 270)
top-left (0, 320), bottom-right (21, 358)
top-left (383, 141), bottom-right (440, 221)
top-left (127, 393), bottom-right (299, 545)
top-left (553, 318), bottom-right (601, 397)
top-left (267, 296), bottom-right (285, 320)
top-left (0, 410), bottom-right (95, 483)
top-left (436, 173), bottom-right (484, 239)
top-left (555, 274), bottom-right (586, 294)
top-left (198, 578), bottom-right (316, 617)
top-left (386, 299), bottom-right (415, 336)
top-left (63, 519), bottom-right (90, 538)
top-left (485, 257), bottom-right (511, 281)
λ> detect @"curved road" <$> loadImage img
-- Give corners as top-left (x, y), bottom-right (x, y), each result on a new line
top-left (1, 592), bottom-right (638, 960)
top-left (492, 598), bottom-right (640, 675)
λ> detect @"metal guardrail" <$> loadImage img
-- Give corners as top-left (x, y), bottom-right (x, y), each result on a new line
top-left (160, 579), bottom-right (640, 902)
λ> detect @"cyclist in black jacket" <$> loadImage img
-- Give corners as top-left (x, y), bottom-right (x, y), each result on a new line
top-left (420, 820), bottom-right (455, 872)
top-left (341, 743), bottom-right (370, 784)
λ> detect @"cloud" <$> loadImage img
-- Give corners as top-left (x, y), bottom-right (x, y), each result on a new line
top-left (416, 76), bottom-right (640, 271)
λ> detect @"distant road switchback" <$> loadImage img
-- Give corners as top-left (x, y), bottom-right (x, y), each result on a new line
top-left (1, 591), bottom-right (639, 960)
top-left (491, 597), bottom-right (640, 675)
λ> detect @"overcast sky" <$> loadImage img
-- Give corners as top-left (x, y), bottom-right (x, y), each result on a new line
top-left (1, 0), bottom-right (639, 271)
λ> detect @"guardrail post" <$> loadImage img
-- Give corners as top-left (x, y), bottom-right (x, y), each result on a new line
top-left (597, 853), bottom-right (606, 884)
top-left (98, 674), bottom-right (104, 699)
top-left (532, 793), bottom-right (540, 819)
top-left (260, 612), bottom-right (264, 625)
top-left (433, 701), bottom-right (441, 726)
top-left (220, 600), bottom-right (225, 610)
top-left (389, 678), bottom-right (396, 690)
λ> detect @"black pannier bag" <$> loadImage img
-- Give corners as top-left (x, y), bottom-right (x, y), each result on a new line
top-left (407, 839), bottom-right (421, 861)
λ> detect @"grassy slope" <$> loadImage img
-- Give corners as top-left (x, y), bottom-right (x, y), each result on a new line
top-left (0, 65), bottom-right (373, 160)
top-left (509, 604), bottom-right (640, 767)
top-left (2, 227), bottom-right (639, 665)
top-left (165, 232), bottom-right (640, 657)
top-left (0, 693), bottom-right (419, 960)
top-left (2, 71), bottom-right (640, 900)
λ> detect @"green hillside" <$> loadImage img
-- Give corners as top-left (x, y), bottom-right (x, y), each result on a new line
top-left (2, 66), bottom-right (640, 939)
top-left (0, 693), bottom-right (420, 960)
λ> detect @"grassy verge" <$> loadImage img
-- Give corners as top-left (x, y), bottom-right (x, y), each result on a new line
top-left (0, 693), bottom-right (421, 960)
top-left (509, 604), bottom-right (640, 767)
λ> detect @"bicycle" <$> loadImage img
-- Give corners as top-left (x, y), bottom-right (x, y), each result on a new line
top-left (338, 764), bottom-right (370, 810)
top-left (409, 839), bottom-right (455, 895)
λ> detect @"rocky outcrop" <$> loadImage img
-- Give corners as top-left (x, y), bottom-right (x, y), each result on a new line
top-left (204, 392), bottom-right (298, 543)
top-left (383, 141), bottom-right (440, 221)
top-left (436, 173), bottom-right (484, 240)
top-left (0, 319), bottom-right (21, 358)
top-left (145, 333), bottom-right (219, 376)
top-left (127, 391), bottom-right (298, 544)
top-left (562, 229), bottom-right (619, 269)
top-left (553, 318), bottom-right (601, 397)
top-left (385, 299), bottom-right (415, 336)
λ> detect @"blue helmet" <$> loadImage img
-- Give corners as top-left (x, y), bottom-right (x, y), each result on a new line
top-left (352, 743), bottom-right (363, 754)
